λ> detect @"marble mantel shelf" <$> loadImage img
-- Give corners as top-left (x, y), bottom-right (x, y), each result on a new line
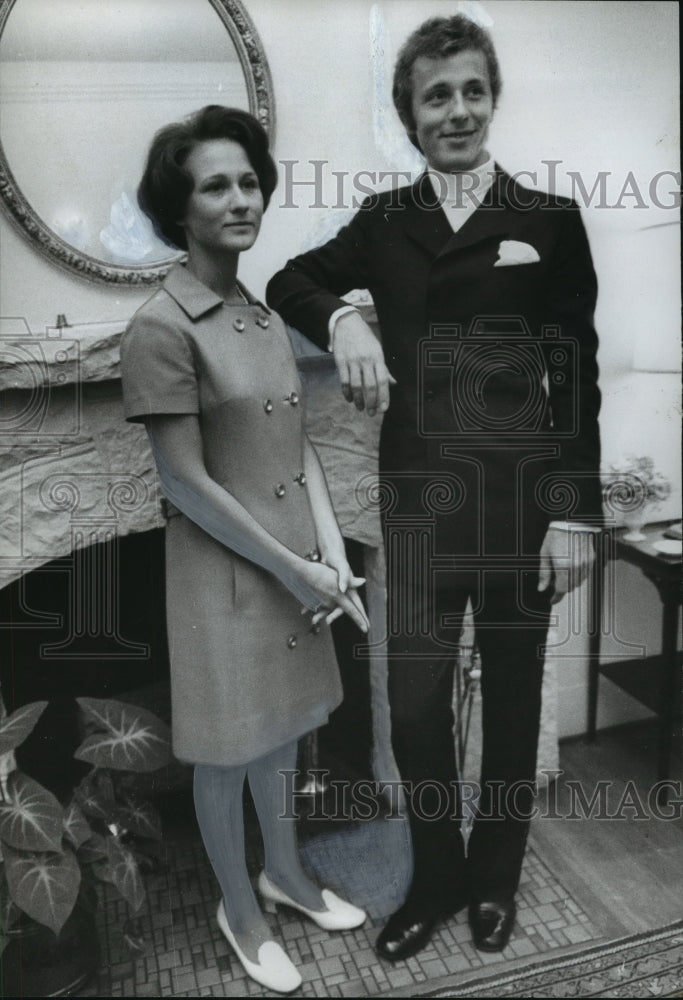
top-left (0, 302), bottom-right (377, 392)
top-left (0, 319), bottom-right (127, 391)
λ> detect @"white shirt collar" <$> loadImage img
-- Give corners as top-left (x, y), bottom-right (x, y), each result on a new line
top-left (427, 157), bottom-right (496, 208)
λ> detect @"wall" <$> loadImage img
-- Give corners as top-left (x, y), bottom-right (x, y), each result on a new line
top-left (1, 0), bottom-right (680, 735)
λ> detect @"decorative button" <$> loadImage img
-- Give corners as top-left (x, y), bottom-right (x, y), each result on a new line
top-left (284, 391), bottom-right (299, 406)
top-left (274, 483), bottom-right (286, 498)
top-left (294, 472), bottom-right (307, 486)
top-left (425, 389), bottom-right (435, 402)
top-left (263, 399), bottom-right (273, 414)
top-left (305, 548), bottom-right (321, 562)
top-left (287, 634), bottom-right (298, 649)
top-left (256, 315), bottom-right (270, 328)
top-left (233, 318), bottom-right (245, 332)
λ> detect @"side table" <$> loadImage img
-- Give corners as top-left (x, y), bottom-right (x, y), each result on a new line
top-left (588, 521), bottom-right (682, 803)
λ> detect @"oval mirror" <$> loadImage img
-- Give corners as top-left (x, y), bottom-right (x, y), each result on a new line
top-left (0, 0), bottom-right (275, 285)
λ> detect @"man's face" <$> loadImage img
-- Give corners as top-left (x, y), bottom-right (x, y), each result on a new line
top-left (410, 50), bottom-right (494, 173)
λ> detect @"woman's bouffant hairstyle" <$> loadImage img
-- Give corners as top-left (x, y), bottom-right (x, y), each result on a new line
top-left (138, 105), bottom-right (277, 251)
top-left (392, 15), bottom-right (501, 151)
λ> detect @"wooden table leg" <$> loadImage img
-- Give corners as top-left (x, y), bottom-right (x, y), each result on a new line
top-left (586, 532), bottom-right (605, 743)
top-left (656, 584), bottom-right (681, 806)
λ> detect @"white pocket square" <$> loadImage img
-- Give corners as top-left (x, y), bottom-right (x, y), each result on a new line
top-left (493, 240), bottom-right (540, 267)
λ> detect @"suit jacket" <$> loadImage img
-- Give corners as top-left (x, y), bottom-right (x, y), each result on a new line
top-left (267, 169), bottom-right (602, 566)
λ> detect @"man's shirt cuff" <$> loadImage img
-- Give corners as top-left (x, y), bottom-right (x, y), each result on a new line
top-left (327, 305), bottom-right (359, 351)
top-left (549, 520), bottom-right (601, 533)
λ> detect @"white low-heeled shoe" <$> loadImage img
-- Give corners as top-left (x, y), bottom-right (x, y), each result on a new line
top-left (258, 871), bottom-right (367, 931)
top-left (216, 900), bottom-right (301, 994)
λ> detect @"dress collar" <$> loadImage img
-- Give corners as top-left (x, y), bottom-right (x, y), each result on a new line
top-left (162, 263), bottom-right (270, 320)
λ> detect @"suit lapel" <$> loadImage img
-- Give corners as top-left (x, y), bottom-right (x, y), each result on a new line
top-left (397, 172), bottom-right (455, 259)
top-left (400, 168), bottom-right (512, 260)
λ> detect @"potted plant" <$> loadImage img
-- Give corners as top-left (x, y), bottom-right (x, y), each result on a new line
top-left (601, 454), bottom-right (672, 541)
top-left (0, 695), bottom-right (173, 997)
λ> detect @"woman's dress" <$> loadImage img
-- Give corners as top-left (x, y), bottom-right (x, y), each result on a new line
top-left (120, 264), bottom-right (342, 766)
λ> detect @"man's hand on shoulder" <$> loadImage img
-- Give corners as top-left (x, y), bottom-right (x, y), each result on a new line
top-left (333, 311), bottom-right (396, 417)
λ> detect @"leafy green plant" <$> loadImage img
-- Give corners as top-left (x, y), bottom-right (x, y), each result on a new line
top-left (0, 697), bottom-right (173, 938)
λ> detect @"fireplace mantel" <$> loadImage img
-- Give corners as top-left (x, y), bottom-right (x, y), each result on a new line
top-left (0, 315), bottom-right (382, 590)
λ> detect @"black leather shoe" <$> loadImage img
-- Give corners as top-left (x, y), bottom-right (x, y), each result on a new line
top-left (376, 892), bottom-right (468, 962)
top-left (469, 899), bottom-right (516, 952)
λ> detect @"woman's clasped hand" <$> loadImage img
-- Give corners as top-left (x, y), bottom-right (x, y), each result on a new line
top-left (300, 555), bottom-right (369, 631)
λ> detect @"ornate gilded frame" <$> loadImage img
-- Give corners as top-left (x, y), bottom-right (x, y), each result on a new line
top-left (0, 0), bottom-right (275, 285)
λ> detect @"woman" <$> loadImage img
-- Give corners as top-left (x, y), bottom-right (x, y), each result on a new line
top-left (120, 105), bottom-right (368, 994)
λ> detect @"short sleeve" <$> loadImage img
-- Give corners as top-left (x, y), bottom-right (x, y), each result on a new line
top-left (120, 307), bottom-right (199, 423)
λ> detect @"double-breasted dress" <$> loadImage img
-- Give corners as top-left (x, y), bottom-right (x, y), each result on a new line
top-left (120, 264), bottom-right (342, 767)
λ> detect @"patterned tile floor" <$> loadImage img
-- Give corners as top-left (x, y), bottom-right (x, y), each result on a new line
top-left (78, 791), bottom-right (599, 998)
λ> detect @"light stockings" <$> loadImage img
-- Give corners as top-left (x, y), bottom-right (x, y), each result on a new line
top-left (193, 740), bottom-right (324, 962)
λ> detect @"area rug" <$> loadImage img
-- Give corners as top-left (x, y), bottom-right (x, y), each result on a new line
top-left (419, 919), bottom-right (683, 999)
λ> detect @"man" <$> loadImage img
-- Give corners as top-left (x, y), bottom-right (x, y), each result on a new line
top-left (267, 14), bottom-right (601, 959)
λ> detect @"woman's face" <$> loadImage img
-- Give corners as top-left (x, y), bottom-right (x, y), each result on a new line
top-left (410, 49), bottom-right (494, 173)
top-left (180, 138), bottom-right (264, 256)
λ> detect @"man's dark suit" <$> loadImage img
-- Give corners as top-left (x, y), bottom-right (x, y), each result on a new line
top-left (267, 168), bottom-right (601, 906)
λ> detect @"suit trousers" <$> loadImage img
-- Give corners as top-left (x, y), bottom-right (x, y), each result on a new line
top-left (387, 568), bottom-right (551, 906)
